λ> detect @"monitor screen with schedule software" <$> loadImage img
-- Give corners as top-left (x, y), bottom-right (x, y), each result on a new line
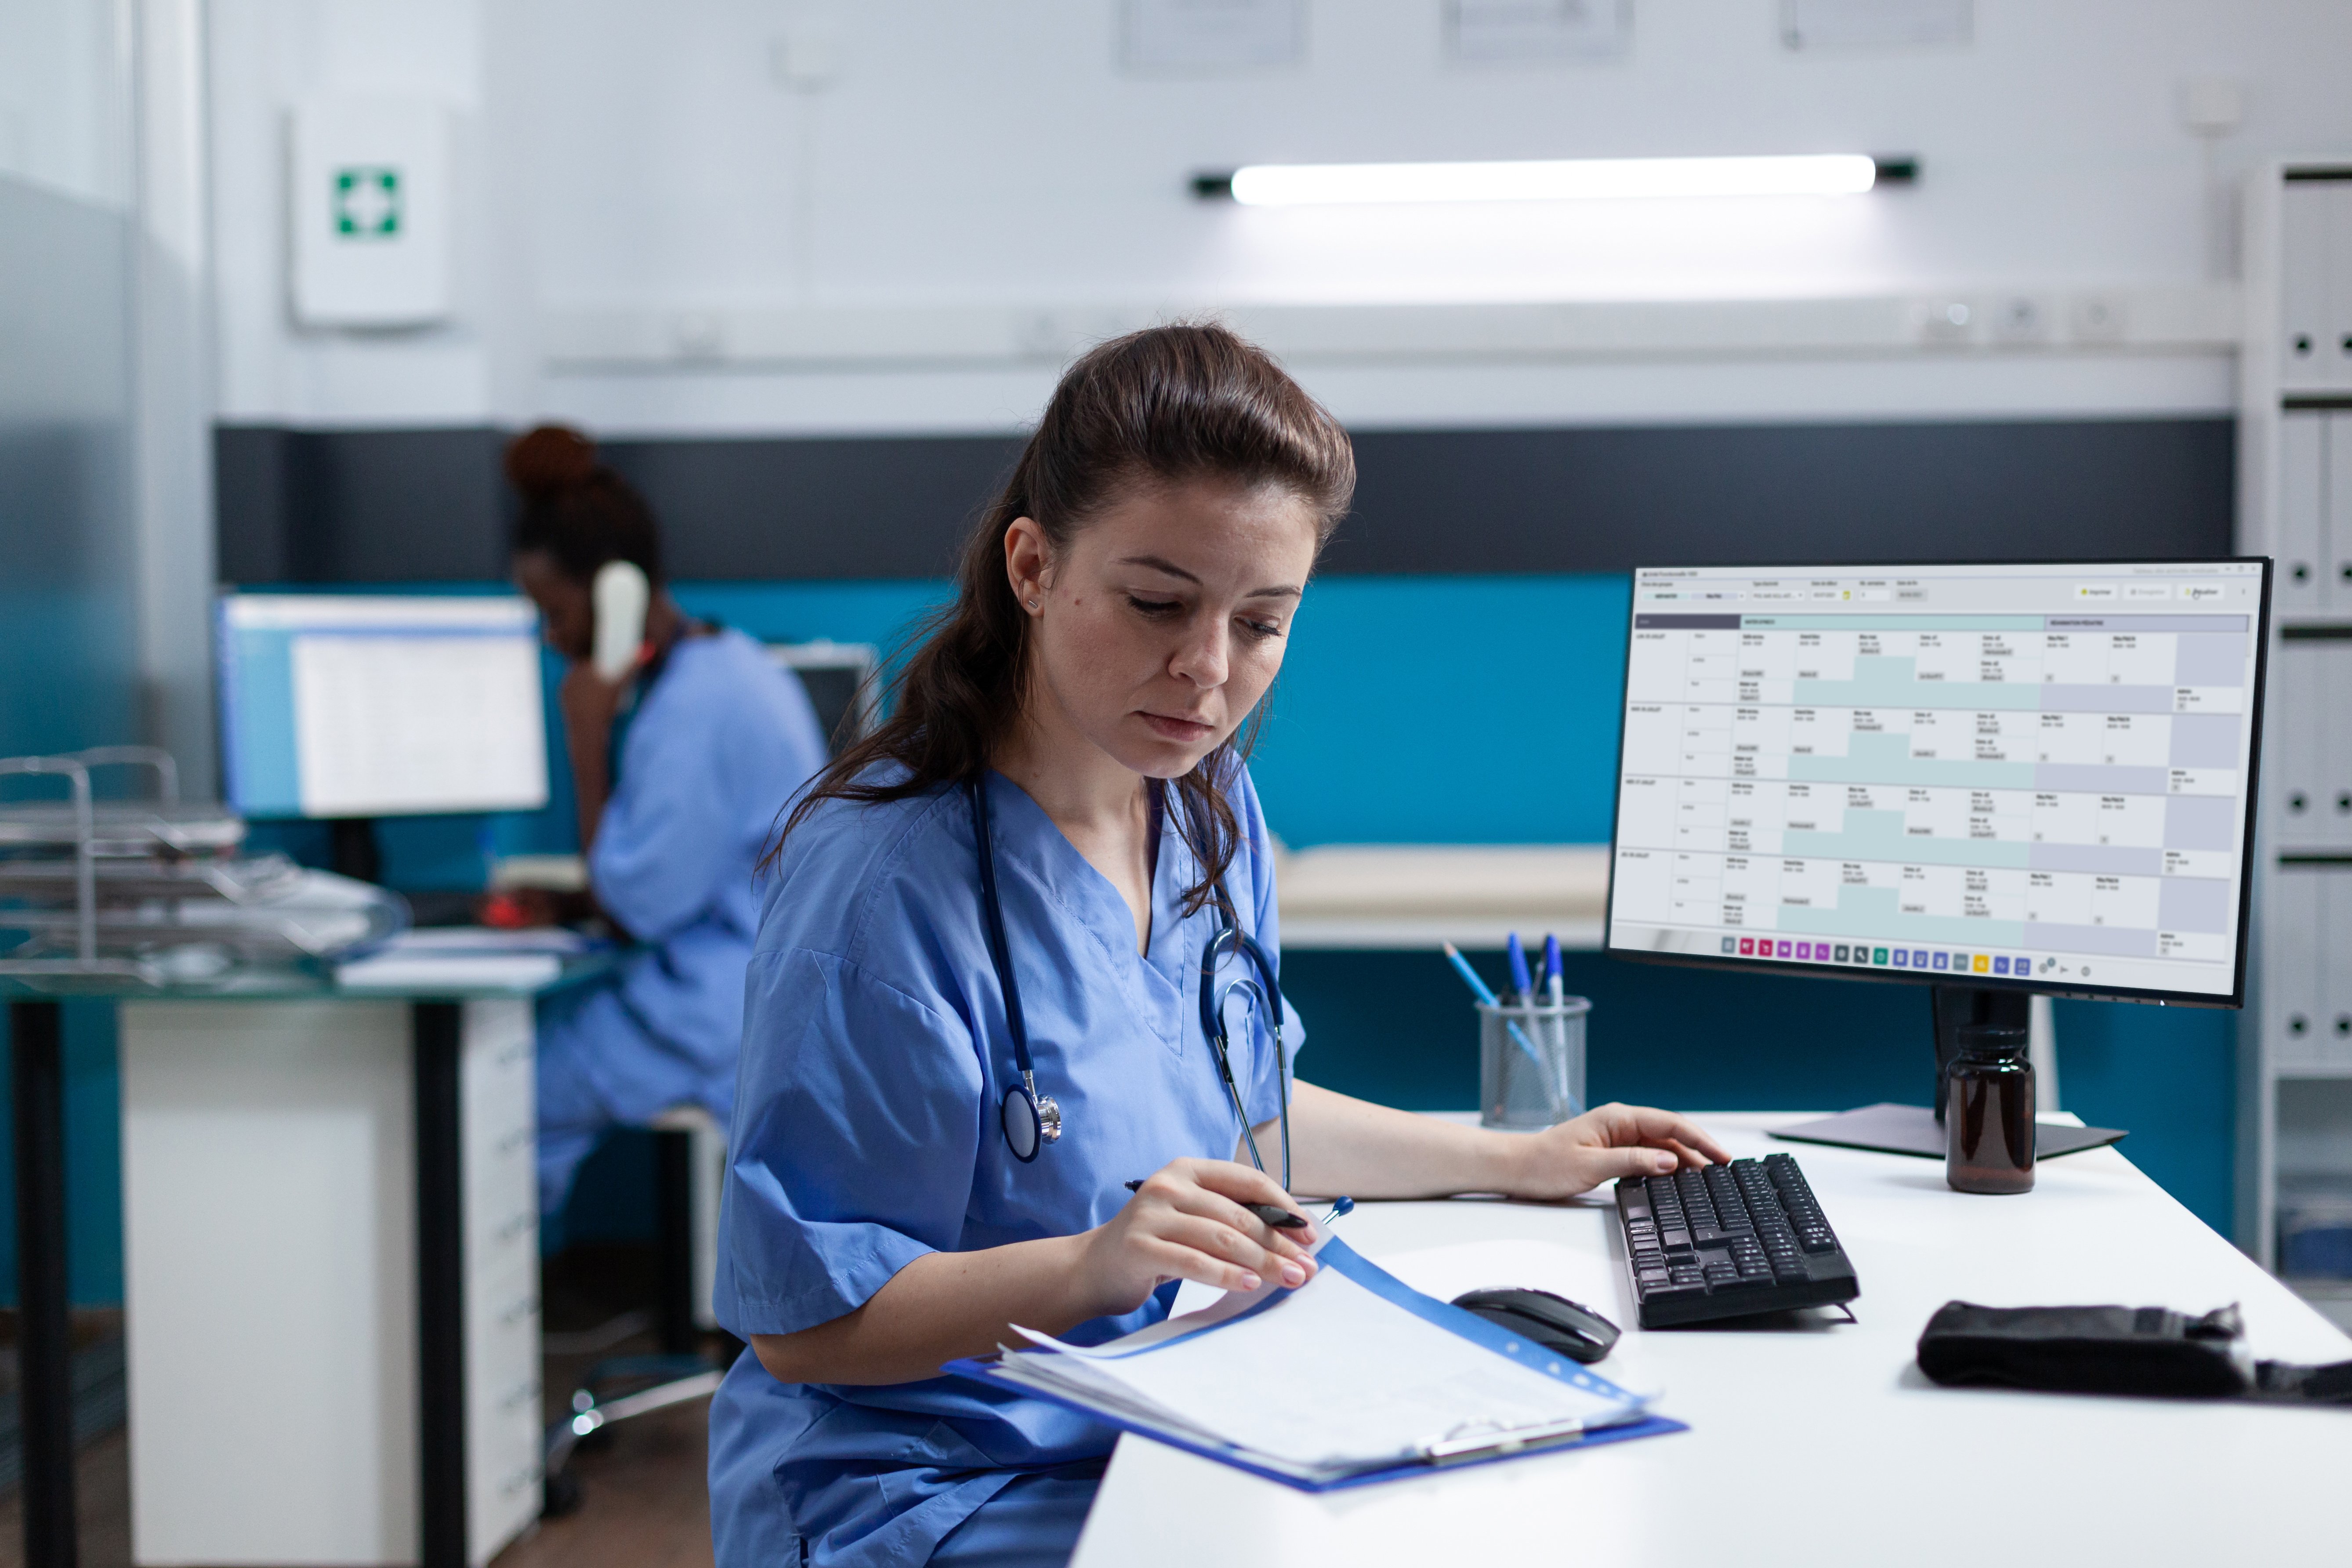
top-left (217, 593), bottom-right (551, 819)
top-left (1605, 560), bottom-right (2271, 1010)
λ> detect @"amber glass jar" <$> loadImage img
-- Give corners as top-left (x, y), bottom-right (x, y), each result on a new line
top-left (1946, 1024), bottom-right (2035, 1194)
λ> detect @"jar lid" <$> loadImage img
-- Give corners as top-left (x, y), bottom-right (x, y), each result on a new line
top-left (1956, 1023), bottom-right (2028, 1059)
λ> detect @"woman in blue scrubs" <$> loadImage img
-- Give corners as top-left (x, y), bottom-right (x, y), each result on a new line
top-left (500, 426), bottom-right (832, 1214)
top-left (710, 328), bottom-right (1727, 1566)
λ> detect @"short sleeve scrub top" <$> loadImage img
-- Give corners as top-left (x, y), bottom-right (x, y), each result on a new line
top-left (708, 765), bottom-right (1301, 1568)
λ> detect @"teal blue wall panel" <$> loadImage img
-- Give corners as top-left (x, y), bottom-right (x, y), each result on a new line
top-left (1250, 575), bottom-right (1631, 845)
top-left (230, 570), bottom-right (2242, 1253)
top-left (1284, 950), bottom-right (2236, 1235)
top-left (675, 573), bottom-right (1636, 847)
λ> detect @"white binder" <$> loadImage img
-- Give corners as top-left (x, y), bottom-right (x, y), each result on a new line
top-left (2324, 640), bottom-right (2352, 851)
top-left (2330, 185), bottom-right (2352, 390)
top-left (2330, 415), bottom-right (2352, 611)
top-left (2269, 865), bottom-right (2323, 1071)
top-left (2271, 641), bottom-right (2322, 849)
top-left (2322, 868), bottom-right (2352, 1069)
top-left (2282, 181), bottom-right (2333, 392)
top-left (2279, 412), bottom-right (2326, 615)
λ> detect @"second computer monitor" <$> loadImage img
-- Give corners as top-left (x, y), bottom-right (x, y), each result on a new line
top-left (1605, 560), bottom-right (2270, 1007)
top-left (217, 594), bottom-right (552, 819)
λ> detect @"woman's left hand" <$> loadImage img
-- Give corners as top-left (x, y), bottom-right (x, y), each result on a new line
top-left (1498, 1103), bottom-right (1731, 1202)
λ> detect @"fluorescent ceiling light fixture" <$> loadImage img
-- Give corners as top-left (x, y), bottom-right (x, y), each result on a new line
top-left (1196, 154), bottom-right (1913, 206)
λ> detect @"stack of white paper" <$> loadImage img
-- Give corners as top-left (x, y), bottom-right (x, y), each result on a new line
top-left (988, 1242), bottom-right (1651, 1485)
top-left (334, 950), bottom-right (562, 992)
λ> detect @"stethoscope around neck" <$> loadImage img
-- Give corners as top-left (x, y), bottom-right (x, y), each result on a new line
top-left (968, 778), bottom-right (1292, 1191)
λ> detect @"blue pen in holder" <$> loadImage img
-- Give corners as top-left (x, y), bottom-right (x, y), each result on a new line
top-left (1477, 996), bottom-right (1589, 1130)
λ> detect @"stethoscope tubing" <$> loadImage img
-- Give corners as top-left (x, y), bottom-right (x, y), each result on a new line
top-left (969, 775), bottom-right (1290, 1189)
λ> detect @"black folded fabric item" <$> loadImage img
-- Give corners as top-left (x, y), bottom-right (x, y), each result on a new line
top-left (1917, 1301), bottom-right (2352, 1404)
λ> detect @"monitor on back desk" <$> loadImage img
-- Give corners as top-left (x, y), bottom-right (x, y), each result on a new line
top-left (1604, 560), bottom-right (2272, 1158)
top-left (217, 593), bottom-right (552, 828)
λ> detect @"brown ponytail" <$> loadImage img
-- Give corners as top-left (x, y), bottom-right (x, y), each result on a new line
top-left (768, 322), bottom-right (1354, 913)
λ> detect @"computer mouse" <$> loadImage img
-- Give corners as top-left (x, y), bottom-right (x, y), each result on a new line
top-left (1450, 1288), bottom-right (1621, 1364)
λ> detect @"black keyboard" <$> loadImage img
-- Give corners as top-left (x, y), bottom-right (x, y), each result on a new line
top-left (1613, 1153), bottom-right (1860, 1329)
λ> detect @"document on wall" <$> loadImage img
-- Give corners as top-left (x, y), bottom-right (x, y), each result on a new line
top-left (953, 1236), bottom-right (1671, 1490)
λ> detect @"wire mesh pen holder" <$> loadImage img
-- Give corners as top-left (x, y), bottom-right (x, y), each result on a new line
top-left (1477, 996), bottom-right (1589, 1130)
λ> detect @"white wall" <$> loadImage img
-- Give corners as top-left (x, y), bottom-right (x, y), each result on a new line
top-left (0, 0), bottom-right (133, 210)
top-left (207, 0), bottom-right (2352, 435)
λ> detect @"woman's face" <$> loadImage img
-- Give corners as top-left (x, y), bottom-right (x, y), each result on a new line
top-left (515, 550), bottom-right (594, 663)
top-left (1008, 478), bottom-right (1321, 781)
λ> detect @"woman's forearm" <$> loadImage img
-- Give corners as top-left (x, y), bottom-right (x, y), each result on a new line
top-left (1273, 1083), bottom-right (1725, 1204)
top-left (568, 739), bottom-right (609, 854)
top-left (750, 1234), bottom-right (1102, 1387)
top-left (751, 1155), bottom-right (1325, 1388)
top-left (1273, 1080), bottom-right (1528, 1199)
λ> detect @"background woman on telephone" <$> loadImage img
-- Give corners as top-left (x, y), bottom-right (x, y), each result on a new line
top-left (500, 425), bottom-right (832, 1217)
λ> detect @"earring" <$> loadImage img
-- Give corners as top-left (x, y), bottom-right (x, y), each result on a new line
top-left (1027, 598), bottom-right (1039, 609)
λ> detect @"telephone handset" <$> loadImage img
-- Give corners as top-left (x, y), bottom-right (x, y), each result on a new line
top-left (591, 560), bottom-right (650, 681)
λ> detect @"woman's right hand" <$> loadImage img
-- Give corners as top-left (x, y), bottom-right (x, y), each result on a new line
top-left (1077, 1159), bottom-right (1319, 1316)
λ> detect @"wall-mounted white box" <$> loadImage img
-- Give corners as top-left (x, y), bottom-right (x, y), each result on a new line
top-left (289, 97), bottom-right (452, 328)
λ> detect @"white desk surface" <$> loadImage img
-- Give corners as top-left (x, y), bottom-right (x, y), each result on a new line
top-left (1073, 1113), bottom-right (2352, 1567)
top-left (1274, 843), bottom-right (1608, 950)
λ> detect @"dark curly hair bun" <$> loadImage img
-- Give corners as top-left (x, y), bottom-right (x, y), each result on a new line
top-left (504, 423), bottom-right (663, 584)
top-left (503, 424), bottom-right (599, 500)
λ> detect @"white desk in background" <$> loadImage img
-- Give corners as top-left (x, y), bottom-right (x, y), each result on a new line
top-left (1073, 1113), bottom-right (2352, 1567)
top-left (1273, 844), bottom-right (1609, 950)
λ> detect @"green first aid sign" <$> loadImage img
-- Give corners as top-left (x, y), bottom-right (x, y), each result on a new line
top-left (333, 167), bottom-right (402, 238)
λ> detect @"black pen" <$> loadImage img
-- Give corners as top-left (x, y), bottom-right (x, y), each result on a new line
top-left (1123, 1178), bottom-right (1308, 1230)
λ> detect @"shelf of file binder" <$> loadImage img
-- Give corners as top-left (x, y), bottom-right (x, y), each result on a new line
top-left (0, 747), bottom-right (407, 989)
top-left (2235, 160), bottom-right (2352, 1277)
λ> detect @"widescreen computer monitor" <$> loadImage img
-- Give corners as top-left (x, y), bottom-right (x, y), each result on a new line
top-left (217, 594), bottom-right (551, 820)
top-left (1605, 560), bottom-right (2272, 1154)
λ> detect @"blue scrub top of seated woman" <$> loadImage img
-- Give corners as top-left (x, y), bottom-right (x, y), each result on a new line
top-left (708, 764), bottom-right (1302, 1568)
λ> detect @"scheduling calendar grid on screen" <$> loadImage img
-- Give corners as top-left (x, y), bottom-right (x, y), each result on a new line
top-left (1605, 561), bottom-right (2269, 1003)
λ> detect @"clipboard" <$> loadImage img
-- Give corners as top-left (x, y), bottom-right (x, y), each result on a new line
top-left (944, 1237), bottom-right (1685, 1493)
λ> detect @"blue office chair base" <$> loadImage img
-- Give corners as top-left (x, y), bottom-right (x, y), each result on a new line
top-left (541, 1110), bottom-right (732, 1519)
top-left (543, 1352), bottom-right (725, 1516)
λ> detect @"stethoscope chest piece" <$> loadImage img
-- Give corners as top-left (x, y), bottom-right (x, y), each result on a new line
top-left (1001, 1076), bottom-right (1062, 1164)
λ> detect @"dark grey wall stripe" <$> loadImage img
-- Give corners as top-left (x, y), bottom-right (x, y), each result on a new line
top-left (215, 417), bottom-right (2234, 585)
top-left (604, 435), bottom-right (1024, 580)
top-left (215, 426), bottom-right (511, 583)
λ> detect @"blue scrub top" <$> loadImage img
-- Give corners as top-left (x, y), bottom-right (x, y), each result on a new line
top-left (709, 764), bottom-right (1301, 1568)
top-left (554, 628), bottom-right (831, 1126)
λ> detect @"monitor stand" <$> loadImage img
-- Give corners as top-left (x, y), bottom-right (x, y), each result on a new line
top-left (1770, 985), bottom-right (2128, 1161)
top-left (327, 816), bottom-right (383, 885)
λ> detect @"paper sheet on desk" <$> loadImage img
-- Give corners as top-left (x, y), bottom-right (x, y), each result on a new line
top-left (334, 952), bottom-right (562, 990)
top-left (1004, 1245), bottom-right (1649, 1475)
top-left (388, 927), bottom-right (596, 956)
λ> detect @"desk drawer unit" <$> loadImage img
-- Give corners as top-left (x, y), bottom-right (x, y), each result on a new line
top-left (459, 1000), bottom-right (543, 1561)
top-left (122, 996), bottom-right (546, 1568)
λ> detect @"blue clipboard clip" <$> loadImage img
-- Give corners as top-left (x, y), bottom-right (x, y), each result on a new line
top-left (1420, 1413), bottom-right (1595, 1466)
